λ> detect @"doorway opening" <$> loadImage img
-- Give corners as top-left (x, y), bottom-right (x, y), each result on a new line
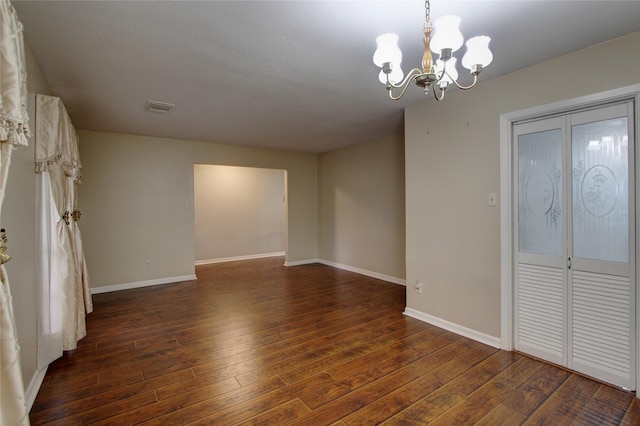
top-left (193, 164), bottom-right (287, 265)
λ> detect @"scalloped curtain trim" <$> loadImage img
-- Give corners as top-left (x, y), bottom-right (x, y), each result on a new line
top-left (34, 153), bottom-right (82, 182)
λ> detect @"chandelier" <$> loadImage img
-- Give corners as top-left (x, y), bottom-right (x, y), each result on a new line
top-left (373, 0), bottom-right (493, 101)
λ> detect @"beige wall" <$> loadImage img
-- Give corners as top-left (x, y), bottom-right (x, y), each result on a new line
top-left (319, 134), bottom-right (405, 280)
top-left (5, 45), bottom-right (53, 390)
top-left (78, 131), bottom-right (317, 289)
top-left (405, 32), bottom-right (640, 338)
top-left (194, 164), bottom-right (285, 261)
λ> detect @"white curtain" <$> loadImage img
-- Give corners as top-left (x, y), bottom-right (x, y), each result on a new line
top-left (35, 94), bottom-right (92, 364)
top-left (0, 0), bottom-right (31, 425)
top-left (35, 172), bottom-right (62, 368)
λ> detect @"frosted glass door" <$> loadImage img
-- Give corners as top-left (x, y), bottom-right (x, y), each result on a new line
top-left (568, 103), bottom-right (634, 389)
top-left (514, 117), bottom-right (566, 366)
top-left (513, 101), bottom-right (635, 390)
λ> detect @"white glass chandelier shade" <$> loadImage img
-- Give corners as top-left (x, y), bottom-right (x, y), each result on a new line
top-left (430, 15), bottom-right (464, 55)
top-left (373, 33), bottom-right (402, 67)
top-left (461, 36), bottom-right (493, 70)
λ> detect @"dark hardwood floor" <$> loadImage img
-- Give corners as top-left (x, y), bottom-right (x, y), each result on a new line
top-left (30, 257), bottom-right (640, 425)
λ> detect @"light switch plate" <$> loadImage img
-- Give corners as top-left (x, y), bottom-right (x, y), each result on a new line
top-left (488, 192), bottom-right (497, 206)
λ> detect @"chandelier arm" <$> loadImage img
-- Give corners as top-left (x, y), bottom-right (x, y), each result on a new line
top-left (386, 67), bottom-right (423, 90)
top-left (449, 73), bottom-right (479, 91)
top-left (388, 77), bottom-right (417, 101)
top-left (432, 85), bottom-right (446, 101)
top-left (386, 68), bottom-right (423, 101)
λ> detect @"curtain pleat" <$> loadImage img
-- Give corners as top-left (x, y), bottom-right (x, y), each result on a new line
top-left (35, 173), bottom-right (62, 370)
top-left (0, 144), bottom-right (28, 426)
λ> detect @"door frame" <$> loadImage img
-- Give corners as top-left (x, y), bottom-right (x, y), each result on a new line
top-left (499, 84), bottom-right (640, 391)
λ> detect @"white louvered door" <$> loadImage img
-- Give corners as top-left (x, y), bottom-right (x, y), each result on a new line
top-left (514, 102), bottom-right (635, 390)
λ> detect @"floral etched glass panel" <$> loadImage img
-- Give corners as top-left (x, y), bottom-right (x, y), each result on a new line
top-left (572, 117), bottom-right (628, 263)
top-left (518, 129), bottom-right (563, 256)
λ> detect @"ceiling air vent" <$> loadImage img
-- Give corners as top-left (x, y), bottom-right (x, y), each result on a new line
top-left (147, 100), bottom-right (175, 113)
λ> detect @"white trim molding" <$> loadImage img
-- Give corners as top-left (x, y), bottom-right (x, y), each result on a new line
top-left (318, 259), bottom-right (406, 286)
top-left (91, 274), bottom-right (197, 294)
top-left (404, 307), bottom-right (501, 349)
top-left (283, 258), bottom-right (320, 267)
top-left (283, 258), bottom-right (406, 286)
top-left (499, 109), bottom-right (514, 351)
top-left (195, 251), bottom-right (285, 266)
top-left (25, 367), bottom-right (48, 412)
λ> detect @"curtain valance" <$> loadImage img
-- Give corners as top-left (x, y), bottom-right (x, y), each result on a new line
top-left (0, 0), bottom-right (29, 146)
top-left (35, 94), bottom-right (81, 180)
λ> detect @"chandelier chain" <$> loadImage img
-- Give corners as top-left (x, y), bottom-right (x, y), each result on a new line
top-left (424, 0), bottom-right (432, 26)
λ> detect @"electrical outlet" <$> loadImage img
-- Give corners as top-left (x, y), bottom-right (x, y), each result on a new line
top-left (414, 280), bottom-right (423, 294)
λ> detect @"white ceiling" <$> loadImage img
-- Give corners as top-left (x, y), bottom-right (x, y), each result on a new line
top-left (12, 1), bottom-right (640, 154)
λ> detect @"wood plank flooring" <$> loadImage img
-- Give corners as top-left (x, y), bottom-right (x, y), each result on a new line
top-left (30, 257), bottom-right (640, 425)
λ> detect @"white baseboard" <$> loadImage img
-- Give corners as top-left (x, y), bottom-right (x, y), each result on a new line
top-left (403, 307), bottom-right (501, 349)
top-left (283, 258), bottom-right (406, 286)
top-left (25, 366), bottom-right (47, 412)
top-left (195, 251), bottom-right (285, 266)
top-left (318, 259), bottom-right (406, 286)
top-left (283, 258), bottom-right (320, 267)
top-left (91, 274), bottom-right (197, 294)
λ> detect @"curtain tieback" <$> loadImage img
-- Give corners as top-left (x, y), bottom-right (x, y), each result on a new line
top-left (0, 229), bottom-right (12, 265)
top-left (73, 210), bottom-right (82, 221)
top-left (62, 211), bottom-right (70, 225)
